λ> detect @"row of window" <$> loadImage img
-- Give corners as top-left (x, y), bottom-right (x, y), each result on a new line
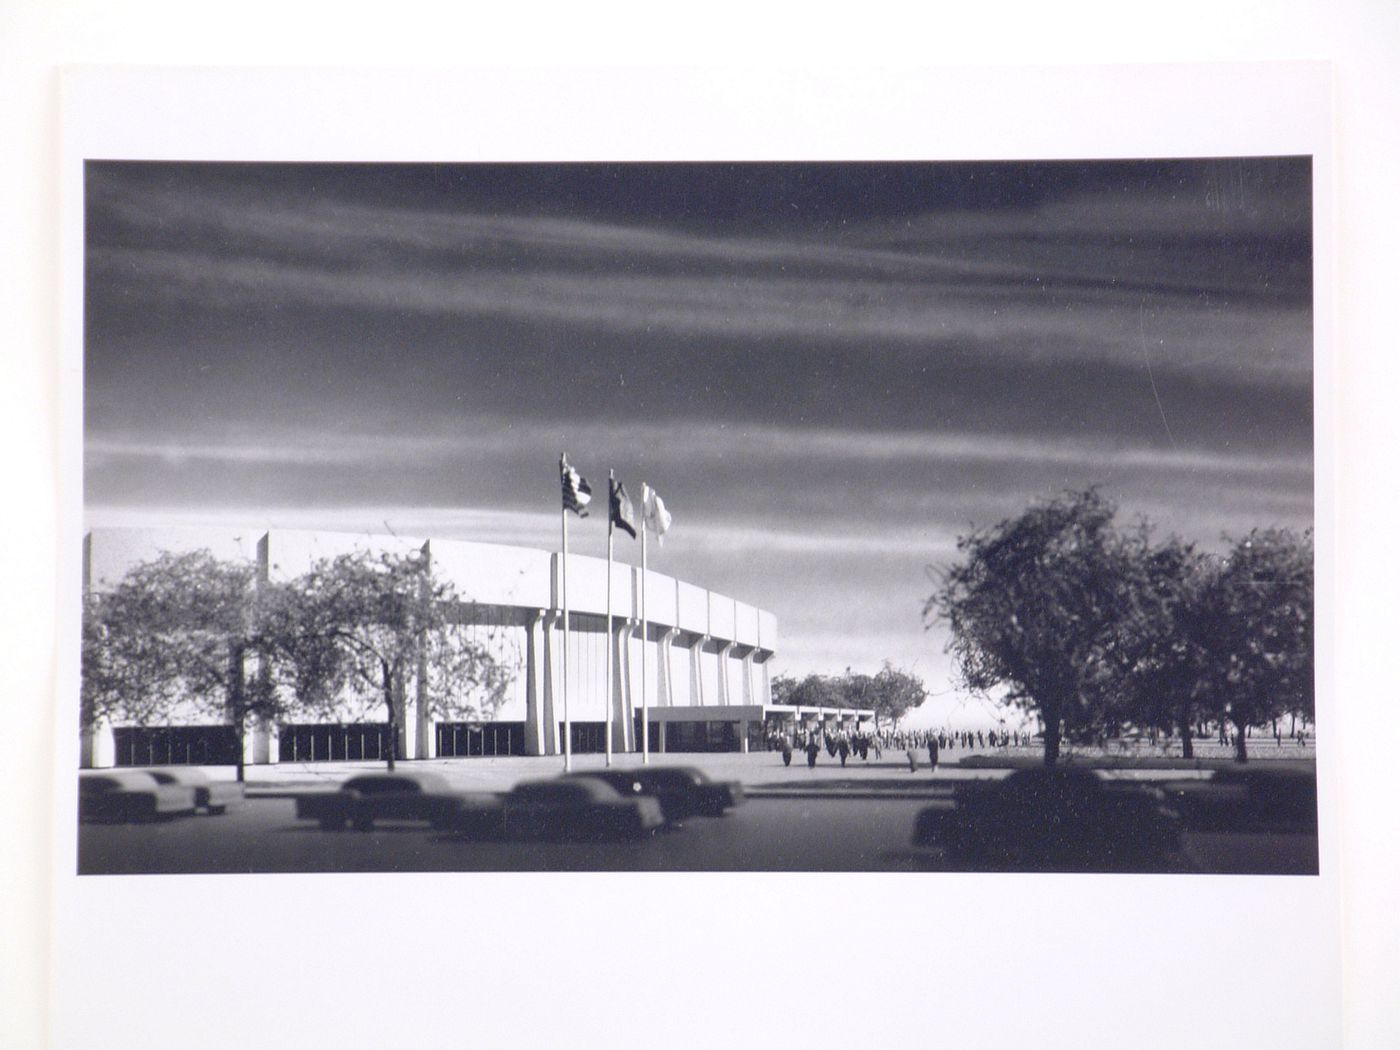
top-left (110, 718), bottom-right (767, 765)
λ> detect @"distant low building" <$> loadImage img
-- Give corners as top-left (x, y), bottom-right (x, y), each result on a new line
top-left (82, 527), bottom-right (873, 767)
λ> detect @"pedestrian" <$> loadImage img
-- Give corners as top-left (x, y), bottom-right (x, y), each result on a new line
top-left (927, 734), bottom-right (940, 771)
top-left (806, 738), bottom-right (820, 769)
top-left (781, 737), bottom-right (793, 767)
top-left (838, 736), bottom-right (850, 767)
top-left (906, 746), bottom-right (919, 773)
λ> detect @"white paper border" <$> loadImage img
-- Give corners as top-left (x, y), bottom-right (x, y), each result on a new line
top-left (52, 64), bottom-right (1338, 1050)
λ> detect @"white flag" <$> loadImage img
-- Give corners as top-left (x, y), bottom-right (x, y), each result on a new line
top-left (641, 483), bottom-right (672, 545)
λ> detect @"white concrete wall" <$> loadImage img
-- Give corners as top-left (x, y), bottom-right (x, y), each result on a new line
top-left (82, 527), bottom-right (778, 755)
top-left (427, 538), bottom-right (553, 610)
top-left (85, 528), bottom-right (263, 591)
top-left (708, 592), bottom-right (736, 641)
top-left (677, 581), bottom-right (709, 635)
top-left (264, 529), bottom-right (427, 582)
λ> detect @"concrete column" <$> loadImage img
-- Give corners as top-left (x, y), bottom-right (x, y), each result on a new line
top-left (741, 649), bottom-right (755, 705)
top-left (654, 626), bottom-right (678, 709)
top-left (658, 720), bottom-right (667, 754)
top-left (738, 719), bottom-right (749, 754)
top-left (523, 610), bottom-right (547, 756)
top-left (716, 641), bottom-right (736, 705)
top-left (611, 619), bottom-right (636, 753)
top-left (396, 673), bottom-right (417, 761)
top-left (81, 722), bottom-right (116, 769)
top-left (540, 607), bottom-right (562, 756)
top-left (248, 717), bottom-right (279, 765)
top-left (688, 635), bottom-right (707, 707)
top-left (539, 610), bottom-right (562, 756)
top-left (413, 648), bottom-right (434, 761)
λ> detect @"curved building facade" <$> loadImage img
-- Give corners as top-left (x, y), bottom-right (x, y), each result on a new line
top-left (81, 527), bottom-right (866, 767)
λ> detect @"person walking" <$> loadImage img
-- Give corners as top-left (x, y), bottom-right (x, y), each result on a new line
top-left (806, 736), bottom-right (820, 769)
top-left (927, 734), bottom-right (940, 772)
top-left (905, 745), bottom-right (919, 773)
top-left (781, 736), bottom-right (794, 767)
top-left (837, 735), bottom-right (850, 767)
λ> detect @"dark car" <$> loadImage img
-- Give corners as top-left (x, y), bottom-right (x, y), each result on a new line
top-left (295, 771), bottom-right (501, 833)
top-left (502, 776), bottom-right (665, 841)
top-left (911, 767), bottom-right (1184, 872)
top-left (631, 765), bottom-right (745, 819)
top-left (79, 770), bottom-right (197, 823)
top-left (1160, 765), bottom-right (1317, 832)
top-left (564, 765), bottom-right (744, 823)
top-left (143, 768), bottom-right (245, 814)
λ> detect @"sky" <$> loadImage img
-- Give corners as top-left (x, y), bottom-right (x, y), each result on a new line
top-left (83, 158), bottom-right (1313, 729)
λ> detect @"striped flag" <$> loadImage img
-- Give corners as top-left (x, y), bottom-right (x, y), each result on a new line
top-left (560, 454), bottom-right (593, 516)
top-left (610, 478), bottom-right (638, 539)
top-left (641, 483), bottom-right (672, 545)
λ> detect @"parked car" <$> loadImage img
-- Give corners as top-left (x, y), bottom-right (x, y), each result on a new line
top-left (142, 768), bottom-right (245, 814)
top-left (502, 776), bottom-right (665, 841)
top-left (1160, 766), bottom-right (1317, 832)
top-left (631, 765), bottom-right (745, 819)
top-left (560, 765), bottom-right (736, 824)
top-left (79, 770), bottom-right (197, 823)
top-left (911, 767), bottom-right (1184, 872)
top-left (294, 771), bottom-right (500, 833)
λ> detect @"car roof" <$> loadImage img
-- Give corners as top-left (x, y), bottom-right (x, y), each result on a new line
top-left (80, 770), bottom-right (161, 789)
top-left (636, 766), bottom-right (710, 786)
top-left (142, 767), bottom-right (212, 784)
top-left (564, 770), bottom-right (642, 789)
top-left (343, 771), bottom-right (451, 792)
top-left (510, 777), bottom-right (624, 802)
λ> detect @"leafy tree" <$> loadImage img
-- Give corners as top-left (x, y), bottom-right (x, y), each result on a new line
top-left (1113, 536), bottom-right (1215, 758)
top-left (867, 662), bottom-right (928, 730)
top-left (279, 549), bottom-right (511, 771)
top-left (769, 673), bottom-right (799, 706)
top-left (927, 489), bottom-right (1144, 766)
top-left (1195, 529), bottom-right (1314, 762)
top-left (776, 672), bottom-right (847, 710)
top-left (81, 551), bottom-right (289, 781)
top-left (769, 665), bottom-right (926, 731)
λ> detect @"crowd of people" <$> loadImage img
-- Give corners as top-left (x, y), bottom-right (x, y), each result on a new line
top-left (763, 722), bottom-right (1313, 769)
top-left (763, 725), bottom-right (1033, 769)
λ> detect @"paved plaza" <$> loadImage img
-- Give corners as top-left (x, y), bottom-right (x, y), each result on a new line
top-left (211, 740), bottom-right (1315, 796)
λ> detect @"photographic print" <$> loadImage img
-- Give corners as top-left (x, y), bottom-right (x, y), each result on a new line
top-left (78, 155), bottom-right (1317, 876)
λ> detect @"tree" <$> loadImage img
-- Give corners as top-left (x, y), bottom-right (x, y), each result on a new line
top-left (769, 665), bottom-right (926, 731)
top-left (1195, 529), bottom-right (1314, 762)
top-left (927, 489), bottom-right (1143, 766)
top-left (769, 673), bottom-right (800, 706)
top-left (280, 548), bottom-right (511, 771)
top-left (776, 672), bottom-right (847, 710)
top-left (866, 662), bottom-right (928, 730)
top-left (81, 551), bottom-right (290, 781)
top-left (1110, 535), bottom-right (1215, 758)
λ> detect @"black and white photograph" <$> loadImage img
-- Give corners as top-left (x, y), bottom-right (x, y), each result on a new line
top-left (23, 57), bottom-right (1376, 1050)
top-left (78, 154), bottom-right (1317, 876)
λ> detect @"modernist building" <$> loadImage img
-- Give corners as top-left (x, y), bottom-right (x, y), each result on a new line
top-left (82, 528), bottom-right (874, 767)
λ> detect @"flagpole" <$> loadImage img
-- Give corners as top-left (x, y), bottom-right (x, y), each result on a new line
top-left (641, 510), bottom-right (649, 765)
top-left (561, 459), bottom-right (572, 774)
top-left (605, 470), bottom-right (615, 767)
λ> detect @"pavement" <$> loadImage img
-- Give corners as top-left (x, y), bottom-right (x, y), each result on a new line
top-left (183, 743), bottom-right (1315, 798)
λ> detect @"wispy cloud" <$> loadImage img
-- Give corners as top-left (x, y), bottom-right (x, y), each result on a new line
top-left (88, 417), bottom-right (1311, 477)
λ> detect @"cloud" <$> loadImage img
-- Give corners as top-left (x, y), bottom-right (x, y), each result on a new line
top-left (86, 417), bottom-right (1311, 476)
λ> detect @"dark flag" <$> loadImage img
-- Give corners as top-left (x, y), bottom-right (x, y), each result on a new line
top-left (610, 478), bottom-right (638, 539)
top-left (560, 454), bottom-right (593, 516)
